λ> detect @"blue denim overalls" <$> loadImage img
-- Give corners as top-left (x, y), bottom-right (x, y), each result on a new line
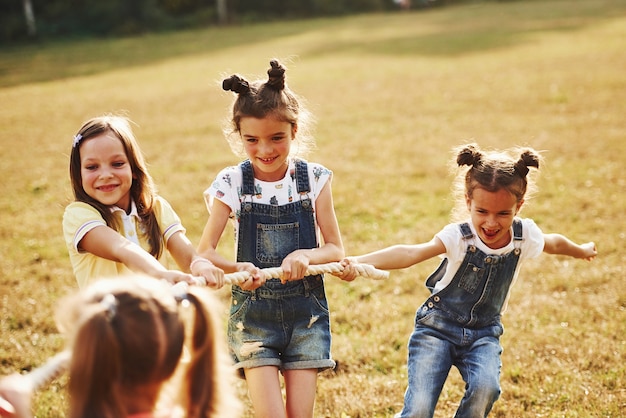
top-left (397, 220), bottom-right (523, 418)
top-left (228, 159), bottom-right (335, 374)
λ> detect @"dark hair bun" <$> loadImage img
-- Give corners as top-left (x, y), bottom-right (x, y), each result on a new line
top-left (514, 150), bottom-right (540, 177)
top-left (457, 144), bottom-right (482, 167)
top-left (222, 75), bottom-right (250, 94)
top-left (266, 59), bottom-right (286, 91)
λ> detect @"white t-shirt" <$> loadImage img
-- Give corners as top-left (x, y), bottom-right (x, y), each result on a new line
top-left (432, 217), bottom-right (545, 312)
top-left (204, 159), bottom-right (332, 249)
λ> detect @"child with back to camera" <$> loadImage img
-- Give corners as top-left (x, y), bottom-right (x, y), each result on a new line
top-left (339, 143), bottom-right (597, 418)
top-left (0, 274), bottom-right (241, 418)
top-left (63, 115), bottom-right (224, 289)
top-left (197, 59), bottom-right (347, 418)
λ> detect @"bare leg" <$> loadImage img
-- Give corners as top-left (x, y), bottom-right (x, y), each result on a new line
top-left (284, 369), bottom-right (317, 418)
top-left (244, 366), bottom-right (286, 418)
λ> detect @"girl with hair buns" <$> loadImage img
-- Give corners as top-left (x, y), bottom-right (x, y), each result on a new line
top-left (0, 275), bottom-right (241, 418)
top-left (197, 59), bottom-right (347, 417)
top-left (339, 143), bottom-right (597, 417)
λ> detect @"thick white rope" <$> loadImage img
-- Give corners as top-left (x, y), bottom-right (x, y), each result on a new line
top-left (0, 349), bottom-right (71, 409)
top-left (24, 351), bottom-right (71, 390)
top-left (1, 262), bottom-right (387, 400)
top-left (193, 261), bottom-right (388, 286)
top-left (0, 351), bottom-right (70, 413)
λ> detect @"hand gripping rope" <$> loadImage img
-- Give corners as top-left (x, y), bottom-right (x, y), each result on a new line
top-left (0, 262), bottom-right (387, 405)
top-left (191, 261), bottom-right (389, 286)
top-left (0, 350), bottom-right (71, 414)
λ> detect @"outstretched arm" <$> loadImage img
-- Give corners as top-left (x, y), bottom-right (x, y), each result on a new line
top-left (543, 233), bottom-right (597, 261)
top-left (197, 199), bottom-right (265, 290)
top-left (338, 237), bottom-right (446, 281)
top-left (166, 231), bottom-right (225, 288)
top-left (354, 237), bottom-right (446, 270)
top-left (0, 374), bottom-right (33, 418)
top-left (79, 226), bottom-right (196, 284)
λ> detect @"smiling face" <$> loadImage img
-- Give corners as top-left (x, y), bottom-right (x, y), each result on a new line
top-left (466, 187), bottom-right (523, 249)
top-left (79, 132), bottom-right (134, 212)
top-left (240, 116), bottom-right (296, 182)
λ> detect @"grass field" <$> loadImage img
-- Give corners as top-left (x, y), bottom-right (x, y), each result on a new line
top-left (1, 0), bottom-right (625, 416)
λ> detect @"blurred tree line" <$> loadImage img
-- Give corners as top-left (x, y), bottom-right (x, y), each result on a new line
top-left (1, 0), bottom-right (462, 43)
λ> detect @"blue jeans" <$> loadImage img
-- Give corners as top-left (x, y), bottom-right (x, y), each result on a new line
top-left (396, 312), bottom-right (503, 418)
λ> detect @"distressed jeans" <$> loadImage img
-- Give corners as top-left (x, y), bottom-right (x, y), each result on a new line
top-left (395, 313), bottom-right (503, 418)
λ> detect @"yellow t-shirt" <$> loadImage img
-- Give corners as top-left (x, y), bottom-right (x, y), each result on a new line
top-left (63, 197), bottom-right (185, 288)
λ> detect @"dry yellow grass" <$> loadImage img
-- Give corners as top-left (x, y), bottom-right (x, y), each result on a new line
top-left (1, 1), bottom-right (624, 416)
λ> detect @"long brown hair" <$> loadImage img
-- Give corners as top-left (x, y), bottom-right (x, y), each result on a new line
top-left (69, 115), bottom-right (163, 258)
top-left (57, 276), bottom-right (241, 418)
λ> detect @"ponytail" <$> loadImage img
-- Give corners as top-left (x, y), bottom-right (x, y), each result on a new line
top-left (68, 306), bottom-right (124, 418)
top-left (183, 289), bottom-right (240, 418)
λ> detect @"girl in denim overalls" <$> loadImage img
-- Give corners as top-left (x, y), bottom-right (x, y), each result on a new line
top-left (340, 144), bottom-right (597, 418)
top-left (198, 60), bottom-right (347, 418)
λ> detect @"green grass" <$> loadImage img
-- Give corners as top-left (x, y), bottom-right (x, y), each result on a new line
top-left (1, 0), bottom-right (625, 416)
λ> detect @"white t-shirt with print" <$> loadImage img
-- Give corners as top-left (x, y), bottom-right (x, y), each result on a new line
top-left (432, 217), bottom-right (545, 313)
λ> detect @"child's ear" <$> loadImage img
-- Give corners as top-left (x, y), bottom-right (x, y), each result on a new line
top-left (515, 199), bottom-right (525, 214)
top-left (465, 193), bottom-right (472, 211)
top-left (291, 123), bottom-right (298, 138)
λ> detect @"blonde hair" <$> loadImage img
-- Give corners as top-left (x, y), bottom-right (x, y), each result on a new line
top-left (450, 143), bottom-right (541, 221)
top-left (221, 59), bottom-right (315, 159)
top-left (56, 276), bottom-right (240, 418)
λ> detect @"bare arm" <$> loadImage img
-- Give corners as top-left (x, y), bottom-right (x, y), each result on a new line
top-left (197, 199), bottom-right (264, 289)
top-left (197, 199), bottom-right (240, 272)
top-left (543, 233), bottom-right (597, 261)
top-left (281, 180), bottom-right (345, 281)
top-left (166, 231), bottom-right (225, 288)
top-left (0, 374), bottom-right (33, 418)
top-left (354, 237), bottom-right (446, 270)
top-left (78, 226), bottom-right (195, 284)
top-left (337, 237), bottom-right (446, 282)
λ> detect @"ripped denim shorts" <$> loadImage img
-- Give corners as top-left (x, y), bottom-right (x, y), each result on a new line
top-left (227, 275), bottom-right (336, 376)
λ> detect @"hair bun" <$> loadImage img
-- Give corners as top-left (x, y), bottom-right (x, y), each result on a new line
top-left (222, 75), bottom-right (250, 94)
top-left (457, 143), bottom-right (482, 167)
top-left (266, 59), bottom-right (286, 91)
top-left (514, 150), bottom-right (540, 177)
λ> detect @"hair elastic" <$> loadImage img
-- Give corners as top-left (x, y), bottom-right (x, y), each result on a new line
top-left (100, 293), bottom-right (118, 321)
top-left (72, 134), bottom-right (82, 148)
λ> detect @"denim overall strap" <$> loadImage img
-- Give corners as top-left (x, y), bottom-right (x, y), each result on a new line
top-left (294, 159), bottom-right (310, 194)
top-left (459, 222), bottom-right (474, 240)
top-left (512, 218), bottom-right (522, 251)
top-left (240, 160), bottom-right (255, 196)
top-left (423, 221), bottom-right (523, 328)
top-left (240, 159), bottom-right (310, 197)
top-left (425, 223), bottom-right (476, 292)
